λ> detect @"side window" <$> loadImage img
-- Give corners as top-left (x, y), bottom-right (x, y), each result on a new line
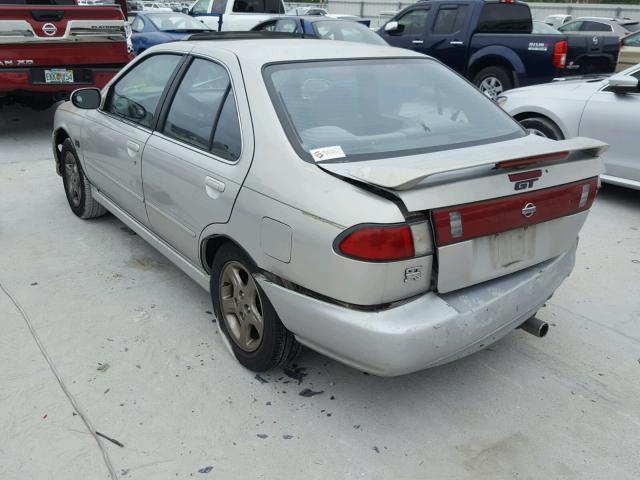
top-left (432, 5), bottom-right (468, 34)
top-left (191, 0), bottom-right (211, 15)
top-left (623, 33), bottom-right (640, 47)
top-left (581, 21), bottom-right (612, 32)
top-left (131, 16), bottom-right (144, 33)
top-left (559, 21), bottom-right (582, 32)
top-left (275, 19), bottom-right (298, 33)
top-left (164, 58), bottom-right (241, 161)
top-left (396, 8), bottom-right (429, 36)
top-left (233, 0), bottom-right (283, 14)
top-left (211, 90), bottom-right (241, 161)
top-left (211, 0), bottom-right (227, 14)
top-left (106, 54), bottom-right (181, 129)
top-left (254, 20), bottom-right (277, 31)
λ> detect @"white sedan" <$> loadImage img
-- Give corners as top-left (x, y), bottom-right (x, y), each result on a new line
top-left (499, 66), bottom-right (640, 190)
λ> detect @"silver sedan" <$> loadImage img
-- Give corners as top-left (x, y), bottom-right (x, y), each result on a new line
top-left (53, 38), bottom-right (604, 375)
top-left (498, 66), bottom-right (640, 190)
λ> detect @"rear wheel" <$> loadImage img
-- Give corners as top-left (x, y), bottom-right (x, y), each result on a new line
top-left (518, 116), bottom-right (564, 140)
top-left (210, 243), bottom-right (300, 372)
top-left (61, 139), bottom-right (107, 219)
top-left (473, 66), bottom-right (513, 99)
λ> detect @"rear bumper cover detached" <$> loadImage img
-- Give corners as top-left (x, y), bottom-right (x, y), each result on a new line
top-left (257, 244), bottom-right (577, 376)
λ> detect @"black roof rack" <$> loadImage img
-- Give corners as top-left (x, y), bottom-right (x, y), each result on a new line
top-left (187, 31), bottom-right (306, 41)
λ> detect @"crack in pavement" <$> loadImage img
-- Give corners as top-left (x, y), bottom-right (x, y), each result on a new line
top-left (0, 279), bottom-right (119, 480)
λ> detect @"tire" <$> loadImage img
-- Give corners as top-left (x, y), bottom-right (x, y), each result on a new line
top-left (210, 243), bottom-right (300, 372)
top-left (472, 66), bottom-right (513, 99)
top-left (60, 139), bottom-right (107, 219)
top-left (518, 116), bottom-right (564, 140)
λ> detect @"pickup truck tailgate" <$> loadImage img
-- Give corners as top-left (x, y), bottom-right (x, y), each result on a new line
top-left (320, 135), bottom-right (606, 293)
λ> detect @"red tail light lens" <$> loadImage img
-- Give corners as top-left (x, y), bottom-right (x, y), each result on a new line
top-left (337, 225), bottom-right (414, 261)
top-left (554, 40), bottom-right (568, 69)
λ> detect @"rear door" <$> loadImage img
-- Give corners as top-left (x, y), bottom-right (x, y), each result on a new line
top-left (141, 51), bottom-right (252, 263)
top-left (82, 53), bottom-right (183, 225)
top-left (381, 6), bottom-right (430, 53)
top-left (424, 3), bottom-right (470, 74)
top-left (579, 68), bottom-right (640, 185)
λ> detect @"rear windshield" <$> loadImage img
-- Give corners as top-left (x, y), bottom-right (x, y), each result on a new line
top-left (264, 58), bottom-right (524, 163)
top-left (0, 0), bottom-right (76, 3)
top-left (477, 3), bottom-right (532, 33)
top-left (624, 22), bottom-right (640, 33)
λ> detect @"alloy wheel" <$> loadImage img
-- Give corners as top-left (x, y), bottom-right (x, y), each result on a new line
top-left (219, 261), bottom-right (264, 352)
top-left (64, 151), bottom-right (82, 207)
top-left (479, 76), bottom-right (504, 99)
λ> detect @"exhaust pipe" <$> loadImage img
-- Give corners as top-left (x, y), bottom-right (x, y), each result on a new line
top-left (519, 316), bottom-right (549, 338)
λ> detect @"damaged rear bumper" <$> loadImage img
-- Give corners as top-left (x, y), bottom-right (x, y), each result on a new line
top-left (257, 243), bottom-right (577, 376)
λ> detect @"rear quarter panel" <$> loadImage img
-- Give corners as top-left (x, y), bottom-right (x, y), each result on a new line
top-left (469, 33), bottom-right (561, 86)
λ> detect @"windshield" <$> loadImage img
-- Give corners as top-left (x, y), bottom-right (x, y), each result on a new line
top-left (264, 58), bottom-right (524, 162)
top-left (312, 20), bottom-right (387, 45)
top-left (624, 22), bottom-right (640, 32)
top-left (147, 13), bottom-right (208, 31)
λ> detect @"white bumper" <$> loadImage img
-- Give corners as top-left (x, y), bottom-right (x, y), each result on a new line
top-left (257, 244), bottom-right (577, 376)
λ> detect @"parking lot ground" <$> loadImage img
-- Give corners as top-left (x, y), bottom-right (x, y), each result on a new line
top-left (1, 103), bottom-right (640, 480)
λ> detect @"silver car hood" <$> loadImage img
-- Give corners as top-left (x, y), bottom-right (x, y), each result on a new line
top-left (318, 135), bottom-right (607, 191)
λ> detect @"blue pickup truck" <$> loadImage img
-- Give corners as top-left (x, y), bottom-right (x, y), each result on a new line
top-left (379, 0), bottom-right (608, 97)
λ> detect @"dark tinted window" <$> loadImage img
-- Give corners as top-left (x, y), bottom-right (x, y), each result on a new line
top-left (232, 0), bottom-right (283, 14)
top-left (164, 59), bottom-right (230, 150)
top-left (477, 3), bottom-right (531, 33)
top-left (580, 21), bottom-right (612, 32)
top-left (433, 5), bottom-right (468, 34)
top-left (211, 0), bottom-right (226, 14)
top-left (107, 54), bottom-right (181, 129)
top-left (211, 90), bottom-right (241, 161)
top-left (396, 8), bottom-right (429, 36)
top-left (625, 22), bottom-right (640, 33)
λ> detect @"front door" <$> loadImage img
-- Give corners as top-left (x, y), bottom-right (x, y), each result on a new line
top-left (579, 69), bottom-right (640, 184)
top-left (381, 7), bottom-right (431, 54)
top-left (82, 53), bottom-right (183, 225)
top-left (141, 53), bottom-right (252, 264)
top-left (424, 3), bottom-right (470, 75)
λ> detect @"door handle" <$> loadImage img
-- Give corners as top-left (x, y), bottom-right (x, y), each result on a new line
top-left (412, 39), bottom-right (424, 45)
top-left (127, 140), bottom-right (140, 152)
top-left (205, 176), bottom-right (226, 196)
top-left (450, 40), bottom-right (463, 45)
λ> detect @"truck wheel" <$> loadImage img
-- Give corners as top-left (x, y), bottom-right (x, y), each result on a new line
top-left (518, 116), bottom-right (564, 140)
top-left (473, 66), bottom-right (513, 99)
top-left (61, 139), bottom-right (107, 219)
top-left (211, 243), bottom-right (300, 372)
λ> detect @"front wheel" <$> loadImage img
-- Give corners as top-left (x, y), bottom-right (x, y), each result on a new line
top-left (473, 66), bottom-right (513, 99)
top-left (210, 243), bottom-right (300, 372)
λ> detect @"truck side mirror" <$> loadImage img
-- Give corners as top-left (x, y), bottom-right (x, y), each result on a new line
top-left (384, 21), bottom-right (402, 34)
top-left (608, 74), bottom-right (639, 94)
top-left (71, 88), bottom-right (101, 110)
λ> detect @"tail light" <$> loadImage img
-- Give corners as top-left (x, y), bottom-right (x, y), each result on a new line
top-left (335, 222), bottom-right (433, 262)
top-left (432, 178), bottom-right (598, 246)
top-left (554, 40), bottom-right (568, 69)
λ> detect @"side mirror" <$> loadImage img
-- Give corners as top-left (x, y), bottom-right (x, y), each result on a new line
top-left (608, 73), bottom-right (639, 94)
top-left (71, 88), bottom-right (101, 109)
top-left (384, 21), bottom-right (401, 33)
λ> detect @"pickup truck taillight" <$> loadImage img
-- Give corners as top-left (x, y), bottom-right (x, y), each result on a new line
top-left (335, 222), bottom-right (433, 262)
top-left (554, 40), bottom-right (568, 69)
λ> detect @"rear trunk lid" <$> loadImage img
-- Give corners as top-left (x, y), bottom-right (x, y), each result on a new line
top-left (0, 5), bottom-right (131, 67)
top-left (320, 135), bottom-right (606, 293)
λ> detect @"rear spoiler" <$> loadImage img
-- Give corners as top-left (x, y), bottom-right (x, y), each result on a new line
top-left (318, 136), bottom-right (607, 191)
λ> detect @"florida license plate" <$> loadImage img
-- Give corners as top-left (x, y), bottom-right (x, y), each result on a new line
top-left (44, 69), bottom-right (74, 84)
